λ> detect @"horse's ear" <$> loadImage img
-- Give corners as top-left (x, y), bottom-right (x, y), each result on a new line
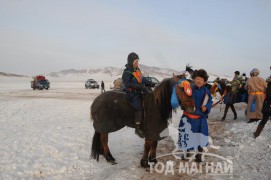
top-left (173, 73), bottom-right (179, 82)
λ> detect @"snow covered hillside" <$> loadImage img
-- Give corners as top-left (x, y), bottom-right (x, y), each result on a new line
top-left (44, 64), bottom-right (224, 82)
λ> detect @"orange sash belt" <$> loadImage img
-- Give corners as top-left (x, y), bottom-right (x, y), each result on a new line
top-left (183, 111), bottom-right (201, 119)
top-left (250, 92), bottom-right (264, 95)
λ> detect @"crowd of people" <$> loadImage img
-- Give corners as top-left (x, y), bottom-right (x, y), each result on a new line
top-left (217, 68), bottom-right (270, 138)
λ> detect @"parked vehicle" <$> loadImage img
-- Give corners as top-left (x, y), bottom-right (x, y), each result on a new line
top-left (31, 75), bottom-right (50, 90)
top-left (111, 76), bottom-right (160, 91)
top-left (85, 79), bottom-right (99, 89)
top-left (142, 76), bottom-right (160, 88)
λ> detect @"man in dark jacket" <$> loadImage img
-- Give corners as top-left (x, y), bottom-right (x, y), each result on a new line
top-left (122, 52), bottom-right (145, 138)
top-left (101, 81), bottom-right (105, 93)
top-left (221, 86), bottom-right (237, 120)
top-left (254, 77), bottom-right (271, 138)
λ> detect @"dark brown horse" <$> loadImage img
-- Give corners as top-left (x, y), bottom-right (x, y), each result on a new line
top-left (90, 75), bottom-right (195, 168)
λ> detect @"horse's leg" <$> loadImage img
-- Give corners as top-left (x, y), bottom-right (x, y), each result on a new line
top-left (188, 147), bottom-right (197, 162)
top-left (148, 141), bottom-right (158, 165)
top-left (100, 133), bottom-right (117, 164)
top-left (141, 139), bottom-right (152, 168)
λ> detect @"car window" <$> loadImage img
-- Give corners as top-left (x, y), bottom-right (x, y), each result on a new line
top-left (150, 77), bottom-right (159, 84)
top-left (144, 78), bottom-right (150, 82)
top-left (39, 80), bottom-right (48, 83)
top-left (143, 77), bottom-right (159, 83)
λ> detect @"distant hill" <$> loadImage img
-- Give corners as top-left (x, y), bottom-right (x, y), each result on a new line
top-left (0, 72), bottom-right (28, 77)
top-left (45, 64), bottom-right (180, 81)
top-left (46, 64), bottom-right (224, 82)
top-left (1, 65), bottom-right (231, 82)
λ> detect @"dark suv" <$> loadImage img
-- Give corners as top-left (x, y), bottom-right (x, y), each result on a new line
top-left (85, 79), bottom-right (99, 89)
top-left (112, 76), bottom-right (160, 92)
top-left (142, 76), bottom-right (160, 88)
top-left (31, 79), bottom-right (50, 90)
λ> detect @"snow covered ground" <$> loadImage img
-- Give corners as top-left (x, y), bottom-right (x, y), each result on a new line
top-left (0, 77), bottom-right (270, 179)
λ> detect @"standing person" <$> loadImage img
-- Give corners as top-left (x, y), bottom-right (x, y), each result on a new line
top-left (230, 71), bottom-right (243, 94)
top-left (245, 68), bottom-right (267, 123)
top-left (178, 69), bottom-right (213, 163)
top-left (122, 52), bottom-right (145, 138)
top-left (239, 73), bottom-right (249, 103)
top-left (242, 73), bottom-right (249, 83)
top-left (225, 71), bottom-right (243, 103)
top-left (101, 81), bottom-right (105, 93)
top-left (221, 86), bottom-right (237, 120)
top-left (254, 77), bottom-right (271, 138)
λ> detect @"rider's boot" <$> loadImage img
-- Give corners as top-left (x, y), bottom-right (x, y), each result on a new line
top-left (135, 111), bottom-right (145, 138)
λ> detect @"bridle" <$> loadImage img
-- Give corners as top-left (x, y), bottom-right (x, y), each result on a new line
top-left (174, 79), bottom-right (193, 109)
top-left (211, 81), bottom-right (226, 97)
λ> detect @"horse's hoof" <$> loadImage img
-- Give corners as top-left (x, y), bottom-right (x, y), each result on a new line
top-left (145, 166), bottom-right (150, 172)
top-left (106, 158), bottom-right (117, 165)
top-left (104, 154), bottom-right (117, 165)
top-left (109, 160), bottom-right (117, 165)
top-left (148, 158), bottom-right (157, 165)
top-left (140, 159), bottom-right (149, 168)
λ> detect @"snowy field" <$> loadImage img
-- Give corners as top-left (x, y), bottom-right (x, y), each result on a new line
top-left (0, 77), bottom-right (270, 179)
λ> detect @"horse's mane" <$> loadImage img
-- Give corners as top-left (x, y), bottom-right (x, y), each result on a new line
top-left (212, 80), bottom-right (227, 95)
top-left (217, 80), bottom-right (227, 92)
top-left (151, 78), bottom-right (174, 123)
top-left (185, 64), bottom-right (194, 75)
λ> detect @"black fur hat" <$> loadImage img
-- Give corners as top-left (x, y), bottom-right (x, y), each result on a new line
top-left (192, 69), bottom-right (209, 82)
top-left (127, 52), bottom-right (139, 66)
top-left (235, 71), bottom-right (240, 75)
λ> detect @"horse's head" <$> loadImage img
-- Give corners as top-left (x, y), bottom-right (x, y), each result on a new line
top-left (210, 82), bottom-right (219, 97)
top-left (173, 74), bottom-right (195, 114)
top-left (210, 81), bottom-right (227, 96)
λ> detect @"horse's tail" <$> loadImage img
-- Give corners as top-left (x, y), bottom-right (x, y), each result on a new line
top-left (90, 102), bottom-right (97, 122)
top-left (91, 131), bottom-right (101, 161)
top-left (90, 105), bottom-right (94, 121)
top-left (90, 110), bottom-right (94, 122)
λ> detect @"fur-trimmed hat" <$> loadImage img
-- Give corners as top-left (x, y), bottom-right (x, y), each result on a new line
top-left (192, 69), bottom-right (209, 82)
top-left (127, 52), bottom-right (139, 66)
top-left (235, 71), bottom-right (240, 75)
top-left (250, 68), bottom-right (260, 76)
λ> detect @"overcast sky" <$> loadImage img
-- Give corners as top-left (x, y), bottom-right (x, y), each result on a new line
top-left (0, 0), bottom-right (271, 78)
